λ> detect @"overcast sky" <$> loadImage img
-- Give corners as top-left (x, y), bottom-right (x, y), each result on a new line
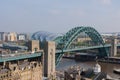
top-left (0, 0), bottom-right (120, 33)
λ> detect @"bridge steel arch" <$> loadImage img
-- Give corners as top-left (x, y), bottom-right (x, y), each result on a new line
top-left (55, 26), bottom-right (108, 65)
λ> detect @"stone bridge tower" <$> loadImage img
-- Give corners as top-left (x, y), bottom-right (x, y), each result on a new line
top-left (111, 37), bottom-right (117, 57)
top-left (43, 41), bottom-right (56, 79)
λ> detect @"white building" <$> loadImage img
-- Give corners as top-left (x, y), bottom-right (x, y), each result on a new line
top-left (18, 34), bottom-right (26, 41)
top-left (93, 63), bottom-right (101, 74)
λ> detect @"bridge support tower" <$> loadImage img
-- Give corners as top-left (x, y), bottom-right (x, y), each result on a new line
top-left (43, 41), bottom-right (56, 79)
top-left (111, 38), bottom-right (117, 57)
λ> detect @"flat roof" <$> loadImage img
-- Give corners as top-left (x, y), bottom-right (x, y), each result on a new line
top-left (0, 52), bottom-right (42, 62)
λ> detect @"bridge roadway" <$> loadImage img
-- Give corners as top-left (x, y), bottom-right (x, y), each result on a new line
top-left (56, 44), bottom-right (120, 53)
top-left (0, 52), bottom-right (43, 62)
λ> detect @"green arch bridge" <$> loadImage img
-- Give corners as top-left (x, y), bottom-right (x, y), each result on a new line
top-left (32, 26), bottom-right (117, 65)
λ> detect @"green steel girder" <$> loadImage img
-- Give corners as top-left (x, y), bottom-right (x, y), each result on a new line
top-left (63, 27), bottom-right (104, 49)
top-left (55, 26), bottom-right (108, 65)
top-left (54, 36), bottom-right (63, 43)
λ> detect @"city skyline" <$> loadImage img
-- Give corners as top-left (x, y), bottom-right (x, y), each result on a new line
top-left (0, 0), bottom-right (120, 33)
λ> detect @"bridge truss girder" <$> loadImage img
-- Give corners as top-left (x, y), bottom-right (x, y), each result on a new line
top-left (55, 26), bottom-right (108, 65)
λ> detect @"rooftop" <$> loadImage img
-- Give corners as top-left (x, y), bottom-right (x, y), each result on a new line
top-left (32, 31), bottom-right (63, 41)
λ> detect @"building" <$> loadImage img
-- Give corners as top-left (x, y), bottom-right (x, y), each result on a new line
top-left (8, 32), bottom-right (17, 41)
top-left (18, 34), bottom-right (26, 41)
top-left (111, 38), bottom-right (117, 57)
top-left (0, 32), bottom-right (4, 41)
top-left (0, 40), bottom-right (56, 80)
top-left (77, 37), bottom-right (91, 42)
top-left (0, 32), bottom-right (8, 41)
top-left (27, 40), bottom-right (40, 52)
top-left (93, 63), bottom-right (101, 74)
top-left (26, 33), bottom-right (31, 41)
top-left (0, 51), bottom-right (43, 80)
top-left (64, 65), bottom-right (106, 80)
top-left (0, 40), bottom-right (43, 80)
top-left (64, 66), bottom-right (82, 80)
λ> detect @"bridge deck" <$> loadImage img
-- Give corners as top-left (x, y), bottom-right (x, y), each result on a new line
top-left (56, 44), bottom-right (120, 53)
top-left (0, 52), bottom-right (42, 62)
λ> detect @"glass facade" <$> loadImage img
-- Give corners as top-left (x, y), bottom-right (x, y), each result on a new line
top-left (32, 31), bottom-right (63, 41)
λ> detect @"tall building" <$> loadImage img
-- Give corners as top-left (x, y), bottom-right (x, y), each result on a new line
top-left (43, 41), bottom-right (56, 79)
top-left (111, 38), bottom-right (117, 56)
top-left (26, 33), bottom-right (31, 41)
top-left (0, 32), bottom-right (4, 41)
top-left (8, 32), bottom-right (17, 41)
top-left (0, 32), bottom-right (8, 41)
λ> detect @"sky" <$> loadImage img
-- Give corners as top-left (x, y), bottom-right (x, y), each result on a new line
top-left (0, 0), bottom-right (120, 33)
